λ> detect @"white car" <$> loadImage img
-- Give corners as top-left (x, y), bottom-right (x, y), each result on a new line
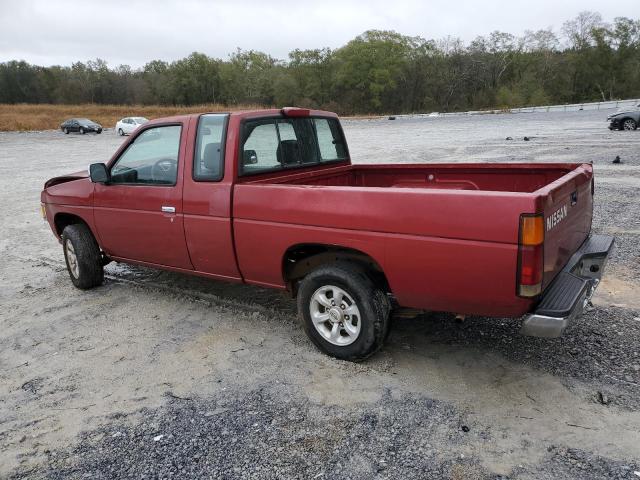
top-left (115, 117), bottom-right (148, 136)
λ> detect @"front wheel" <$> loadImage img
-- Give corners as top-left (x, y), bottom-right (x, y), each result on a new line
top-left (622, 118), bottom-right (637, 130)
top-left (297, 262), bottom-right (390, 361)
top-left (61, 224), bottom-right (104, 289)
top-left (118, 128), bottom-right (124, 136)
top-left (63, 127), bottom-right (69, 134)
top-left (80, 127), bottom-right (85, 134)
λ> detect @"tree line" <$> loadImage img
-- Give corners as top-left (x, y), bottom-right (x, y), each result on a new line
top-left (1, 12), bottom-right (638, 114)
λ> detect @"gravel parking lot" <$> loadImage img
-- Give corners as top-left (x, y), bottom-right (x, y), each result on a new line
top-left (1, 109), bottom-right (639, 479)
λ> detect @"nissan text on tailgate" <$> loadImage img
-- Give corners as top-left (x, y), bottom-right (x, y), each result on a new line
top-left (41, 108), bottom-right (614, 361)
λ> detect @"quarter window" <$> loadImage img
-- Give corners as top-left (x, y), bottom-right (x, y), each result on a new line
top-left (110, 125), bottom-right (181, 185)
top-left (193, 114), bottom-right (228, 181)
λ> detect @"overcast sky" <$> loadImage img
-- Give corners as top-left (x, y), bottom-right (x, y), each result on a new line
top-left (1, 0), bottom-right (638, 68)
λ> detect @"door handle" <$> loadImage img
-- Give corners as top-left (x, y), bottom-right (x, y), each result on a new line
top-left (161, 206), bottom-right (176, 213)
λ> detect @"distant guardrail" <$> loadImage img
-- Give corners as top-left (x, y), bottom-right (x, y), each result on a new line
top-left (399, 99), bottom-right (640, 118)
top-left (503, 98), bottom-right (640, 114)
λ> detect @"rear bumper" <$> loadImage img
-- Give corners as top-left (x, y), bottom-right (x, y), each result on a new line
top-left (521, 234), bottom-right (614, 338)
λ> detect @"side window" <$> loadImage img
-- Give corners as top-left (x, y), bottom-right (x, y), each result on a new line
top-left (110, 125), bottom-right (181, 186)
top-left (193, 114), bottom-right (227, 181)
top-left (314, 118), bottom-right (348, 161)
top-left (241, 121), bottom-right (280, 174)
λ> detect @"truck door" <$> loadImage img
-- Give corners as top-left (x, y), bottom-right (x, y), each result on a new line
top-left (93, 123), bottom-right (193, 269)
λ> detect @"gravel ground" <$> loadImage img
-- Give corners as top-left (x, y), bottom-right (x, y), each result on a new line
top-left (1, 109), bottom-right (640, 479)
top-left (15, 388), bottom-right (640, 480)
top-left (394, 306), bottom-right (640, 410)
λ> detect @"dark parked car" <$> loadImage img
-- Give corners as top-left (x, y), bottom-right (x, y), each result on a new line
top-left (607, 103), bottom-right (640, 130)
top-left (60, 118), bottom-right (103, 134)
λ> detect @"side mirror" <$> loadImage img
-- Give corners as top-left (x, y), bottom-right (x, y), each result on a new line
top-left (243, 149), bottom-right (258, 165)
top-left (89, 163), bottom-right (110, 183)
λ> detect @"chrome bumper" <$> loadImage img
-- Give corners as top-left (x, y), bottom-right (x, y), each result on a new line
top-left (521, 235), bottom-right (614, 338)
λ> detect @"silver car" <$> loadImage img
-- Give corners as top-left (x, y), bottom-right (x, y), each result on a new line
top-left (607, 103), bottom-right (640, 131)
top-left (115, 117), bottom-right (149, 136)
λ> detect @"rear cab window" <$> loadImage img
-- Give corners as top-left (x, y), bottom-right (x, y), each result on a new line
top-left (240, 116), bottom-right (348, 176)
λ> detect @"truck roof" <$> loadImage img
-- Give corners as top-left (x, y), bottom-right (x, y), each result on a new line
top-left (144, 108), bottom-right (339, 126)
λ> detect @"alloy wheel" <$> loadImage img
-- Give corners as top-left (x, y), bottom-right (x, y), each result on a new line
top-left (309, 285), bottom-right (361, 346)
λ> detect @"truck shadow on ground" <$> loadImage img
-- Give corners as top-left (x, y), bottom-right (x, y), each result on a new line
top-left (107, 262), bottom-right (640, 410)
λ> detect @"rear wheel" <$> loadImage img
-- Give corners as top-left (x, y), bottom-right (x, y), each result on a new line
top-left (80, 127), bottom-right (85, 134)
top-left (61, 224), bottom-right (104, 289)
top-left (297, 262), bottom-right (391, 361)
top-left (622, 118), bottom-right (637, 130)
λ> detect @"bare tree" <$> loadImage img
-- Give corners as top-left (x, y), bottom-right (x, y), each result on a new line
top-left (562, 11), bottom-right (604, 49)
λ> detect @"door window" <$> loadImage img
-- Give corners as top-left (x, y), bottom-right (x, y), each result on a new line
top-left (110, 125), bottom-right (182, 185)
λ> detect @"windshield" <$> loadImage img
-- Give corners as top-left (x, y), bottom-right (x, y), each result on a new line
top-left (133, 117), bottom-right (148, 124)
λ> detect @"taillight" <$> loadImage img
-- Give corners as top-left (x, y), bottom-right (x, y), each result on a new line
top-left (517, 214), bottom-right (544, 297)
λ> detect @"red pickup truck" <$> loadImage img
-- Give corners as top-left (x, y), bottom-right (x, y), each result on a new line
top-left (41, 108), bottom-right (613, 361)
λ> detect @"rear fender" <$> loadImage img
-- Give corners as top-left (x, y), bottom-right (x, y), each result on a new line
top-left (283, 244), bottom-right (390, 295)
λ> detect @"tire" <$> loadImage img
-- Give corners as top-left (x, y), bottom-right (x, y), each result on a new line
top-left (297, 262), bottom-right (391, 361)
top-left (622, 118), bottom-right (637, 130)
top-left (80, 127), bottom-right (85, 134)
top-left (61, 224), bottom-right (104, 289)
top-left (63, 127), bottom-right (69, 134)
top-left (118, 128), bottom-right (124, 136)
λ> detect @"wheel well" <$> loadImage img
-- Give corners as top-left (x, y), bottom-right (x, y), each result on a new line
top-left (54, 213), bottom-right (91, 237)
top-left (282, 244), bottom-right (391, 295)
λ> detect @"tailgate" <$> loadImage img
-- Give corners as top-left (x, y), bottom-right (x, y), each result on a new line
top-left (539, 164), bottom-right (593, 289)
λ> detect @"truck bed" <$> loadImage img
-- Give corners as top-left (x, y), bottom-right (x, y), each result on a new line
top-left (234, 162), bottom-right (593, 317)
top-left (256, 163), bottom-right (574, 193)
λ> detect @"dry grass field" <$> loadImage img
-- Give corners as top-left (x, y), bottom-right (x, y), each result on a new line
top-left (0, 103), bottom-right (269, 131)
